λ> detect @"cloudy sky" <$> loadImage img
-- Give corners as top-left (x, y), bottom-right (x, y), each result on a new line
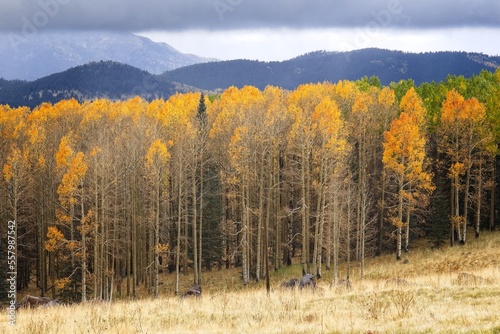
top-left (1, 0), bottom-right (499, 61)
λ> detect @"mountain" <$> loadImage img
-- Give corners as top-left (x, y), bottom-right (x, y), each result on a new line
top-left (0, 31), bottom-right (213, 81)
top-left (161, 48), bottom-right (500, 90)
top-left (0, 61), bottom-right (197, 108)
top-left (2, 48), bottom-right (499, 110)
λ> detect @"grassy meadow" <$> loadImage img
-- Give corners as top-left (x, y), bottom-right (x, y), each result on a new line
top-left (3, 231), bottom-right (500, 334)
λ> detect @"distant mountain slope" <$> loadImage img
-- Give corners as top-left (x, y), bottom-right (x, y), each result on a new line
top-left (0, 61), bottom-right (187, 108)
top-left (0, 31), bottom-right (213, 81)
top-left (161, 49), bottom-right (500, 90)
top-left (2, 49), bottom-right (499, 110)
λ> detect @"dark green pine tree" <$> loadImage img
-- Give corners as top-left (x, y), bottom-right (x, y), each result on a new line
top-left (197, 93), bottom-right (207, 126)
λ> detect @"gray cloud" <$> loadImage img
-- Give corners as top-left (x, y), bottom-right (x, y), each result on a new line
top-left (0, 0), bottom-right (499, 32)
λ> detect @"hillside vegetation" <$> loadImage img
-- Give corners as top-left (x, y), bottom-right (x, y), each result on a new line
top-left (161, 49), bottom-right (500, 90)
top-left (1, 70), bottom-right (500, 305)
top-left (3, 231), bottom-right (500, 334)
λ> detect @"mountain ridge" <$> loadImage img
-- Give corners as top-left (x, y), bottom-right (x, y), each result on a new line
top-left (0, 31), bottom-right (214, 81)
top-left (0, 61), bottom-right (194, 108)
top-left (1, 48), bottom-right (499, 109)
top-left (161, 48), bottom-right (500, 89)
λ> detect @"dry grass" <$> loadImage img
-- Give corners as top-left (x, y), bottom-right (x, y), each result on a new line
top-left (3, 231), bottom-right (500, 334)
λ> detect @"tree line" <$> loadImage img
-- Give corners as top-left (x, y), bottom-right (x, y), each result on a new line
top-left (1, 70), bottom-right (499, 302)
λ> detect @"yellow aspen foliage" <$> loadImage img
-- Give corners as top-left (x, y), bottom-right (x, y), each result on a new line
top-left (441, 89), bottom-right (465, 123)
top-left (383, 112), bottom-right (425, 177)
top-left (312, 97), bottom-right (346, 151)
top-left (334, 80), bottom-right (358, 101)
top-left (3, 148), bottom-right (21, 182)
top-left (57, 152), bottom-right (88, 205)
top-left (56, 208), bottom-right (72, 224)
top-left (378, 87), bottom-right (396, 108)
top-left (0, 105), bottom-right (29, 140)
top-left (400, 87), bottom-right (426, 123)
top-left (146, 139), bottom-right (171, 168)
top-left (352, 91), bottom-right (375, 114)
top-left (81, 99), bottom-right (107, 124)
top-left (55, 278), bottom-right (71, 290)
top-left (461, 97), bottom-right (486, 122)
top-left (55, 135), bottom-right (74, 169)
top-left (45, 226), bottom-right (65, 252)
top-left (229, 126), bottom-right (250, 175)
top-left (3, 146), bottom-right (29, 182)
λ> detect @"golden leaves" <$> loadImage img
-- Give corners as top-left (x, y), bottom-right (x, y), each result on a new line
top-left (378, 87), bottom-right (396, 108)
top-left (57, 152), bottom-right (88, 205)
top-left (55, 135), bottom-right (74, 170)
top-left (146, 139), bottom-right (170, 168)
top-left (45, 226), bottom-right (64, 252)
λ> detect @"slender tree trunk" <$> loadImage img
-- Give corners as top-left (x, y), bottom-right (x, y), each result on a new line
top-left (405, 207), bottom-right (411, 252)
top-left (454, 175), bottom-right (460, 246)
top-left (475, 159), bottom-right (482, 239)
top-left (263, 165), bottom-right (271, 294)
top-left (69, 202), bottom-right (76, 296)
top-left (198, 157), bottom-right (204, 283)
top-left (154, 180), bottom-right (160, 298)
top-left (378, 171), bottom-right (386, 256)
top-left (175, 161), bottom-right (183, 295)
top-left (192, 164), bottom-right (199, 286)
top-left (301, 144), bottom-right (309, 274)
top-left (346, 181), bottom-right (352, 286)
top-left (333, 185), bottom-right (340, 282)
top-left (317, 174), bottom-right (326, 280)
top-left (490, 159), bottom-right (496, 232)
top-left (256, 157), bottom-right (265, 281)
top-left (462, 164), bottom-right (471, 244)
top-left (241, 179), bottom-right (249, 285)
top-left (81, 198), bottom-right (86, 302)
top-left (274, 153), bottom-right (281, 271)
top-left (396, 185), bottom-right (403, 261)
top-left (360, 182), bottom-right (366, 278)
top-left (312, 182), bottom-right (322, 278)
top-left (132, 175), bottom-right (138, 299)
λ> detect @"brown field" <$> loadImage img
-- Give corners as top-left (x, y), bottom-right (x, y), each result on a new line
top-left (3, 231), bottom-right (500, 334)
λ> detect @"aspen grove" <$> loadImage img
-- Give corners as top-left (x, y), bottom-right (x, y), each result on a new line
top-left (1, 70), bottom-right (499, 301)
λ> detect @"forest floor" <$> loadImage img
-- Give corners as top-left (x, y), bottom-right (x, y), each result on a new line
top-left (3, 231), bottom-right (500, 333)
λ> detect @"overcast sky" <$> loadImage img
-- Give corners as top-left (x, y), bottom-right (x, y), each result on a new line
top-left (1, 0), bottom-right (499, 60)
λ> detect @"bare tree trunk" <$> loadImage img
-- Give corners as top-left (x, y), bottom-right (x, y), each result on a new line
top-left (333, 186), bottom-right (340, 282)
top-left (81, 198), bottom-right (86, 302)
top-left (396, 184), bottom-right (403, 261)
top-left (175, 162), bottom-right (183, 295)
top-left (256, 157), bottom-right (265, 282)
top-left (490, 159), bottom-right (495, 232)
top-left (301, 144), bottom-right (309, 274)
top-left (312, 184), bottom-right (322, 278)
top-left (346, 180), bottom-right (352, 285)
top-left (241, 180), bottom-right (249, 285)
top-left (192, 165), bottom-right (199, 286)
top-left (405, 207), bottom-right (411, 253)
top-left (132, 185), bottom-right (138, 299)
top-left (453, 175), bottom-right (460, 246)
top-left (378, 171), bottom-right (386, 256)
top-left (463, 164), bottom-right (471, 244)
top-left (198, 158), bottom-right (204, 283)
top-left (154, 181), bottom-right (160, 298)
top-left (360, 184), bottom-right (366, 278)
top-left (475, 159), bottom-right (482, 239)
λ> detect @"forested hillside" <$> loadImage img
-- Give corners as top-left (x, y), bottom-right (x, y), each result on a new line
top-left (1, 69), bottom-right (499, 302)
top-left (161, 49), bottom-right (500, 90)
top-left (0, 61), bottom-right (184, 109)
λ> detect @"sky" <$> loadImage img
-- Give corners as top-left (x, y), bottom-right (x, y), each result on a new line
top-left (1, 0), bottom-right (499, 61)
